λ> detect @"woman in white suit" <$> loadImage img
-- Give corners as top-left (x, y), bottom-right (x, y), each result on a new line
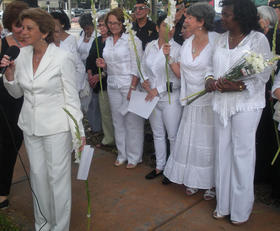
top-left (1, 8), bottom-right (85, 231)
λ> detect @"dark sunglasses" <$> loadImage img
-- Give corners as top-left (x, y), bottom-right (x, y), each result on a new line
top-left (134, 6), bottom-right (148, 11)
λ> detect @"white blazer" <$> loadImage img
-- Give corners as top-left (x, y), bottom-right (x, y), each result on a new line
top-left (3, 43), bottom-right (85, 138)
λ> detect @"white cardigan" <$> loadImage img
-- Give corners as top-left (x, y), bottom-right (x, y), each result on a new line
top-left (3, 43), bottom-right (85, 138)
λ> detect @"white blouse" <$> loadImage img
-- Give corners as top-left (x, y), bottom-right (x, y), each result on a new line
top-left (60, 34), bottom-right (86, 92)
top-left (141, 39), bottom-right (181, 100)
top-left (77, 31), bottom-right (96, 65)
top-left (180, 32), bottom-right (218, 106)
top-left (207, 31), bottom-right (272, 126)
top-left (103, 33), bottom-right (142, 88)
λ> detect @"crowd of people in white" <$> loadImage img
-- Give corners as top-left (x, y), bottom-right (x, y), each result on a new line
top-left (1, 0), bottom-right (280, 230)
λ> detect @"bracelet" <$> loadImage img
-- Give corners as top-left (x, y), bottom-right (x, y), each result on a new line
top-left (130, 85), bottom-right (136, 90)
top-left (168, 56), bottom-right (175, 65)
top-left (205, 75), bottom-right (214, 81)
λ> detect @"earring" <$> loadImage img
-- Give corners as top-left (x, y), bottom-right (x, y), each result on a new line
top-left (199, 27), bottom-right (202, 31)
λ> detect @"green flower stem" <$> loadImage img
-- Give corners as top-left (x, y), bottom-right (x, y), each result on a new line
top-left (123, 10), bottom-right (144, 81)
top-left (130, 30), bottom-right (145, 81)
top-left (85, 180), bottom-right (91, 231)
top-left (271, 146), bottom-right (280, 165)
top-left (181, 89), bottom-right (206, 102)
top-left (63, 108), bottom-right (91, 231)
top-left (91, 0), bottom-right (104, 98)
top-left (271, 21), bottom-right (280, 165)
top-left (165, 1), bottom-right (171, 104)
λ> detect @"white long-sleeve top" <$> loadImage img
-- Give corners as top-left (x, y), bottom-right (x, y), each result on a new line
top-left (60, 34), bottom-right (86, 92)
top-left (141, 39), bottom-right (181, 100)
top-left (180, 32), bottom-right (218, 106)
top-left (3, 43), bottom-right (85, 138)
top-left (77, 30), bottom-right (96, 65)
top-left (103, 33), bottom-right (143, 88)
top-left (207, 30), bottom-right (272, 126)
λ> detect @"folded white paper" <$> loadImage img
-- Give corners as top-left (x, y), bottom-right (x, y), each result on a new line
top-left (128, 91), bottom-right (159, 119)
top-left (77, 145), bottom-right (94, 180)
top-left (119, 99), bottom-right (129, 116)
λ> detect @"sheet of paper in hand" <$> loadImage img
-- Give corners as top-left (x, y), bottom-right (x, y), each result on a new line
top-left (77, 145), bottom-right (94, 180)
top-left (128, 90), bottom-right (159, 119)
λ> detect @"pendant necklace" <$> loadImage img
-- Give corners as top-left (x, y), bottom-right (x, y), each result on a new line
top-left (12, 35), bottom-right (22, 48)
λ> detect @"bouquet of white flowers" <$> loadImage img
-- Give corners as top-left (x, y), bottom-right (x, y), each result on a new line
top-left (182, 51), bottom-right (279, 105)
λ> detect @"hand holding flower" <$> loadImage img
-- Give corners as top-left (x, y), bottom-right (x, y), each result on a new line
top-left (163, 43), bottom-right (171, 57)
top-left (96, 58), bottom-right (106, 69)
top-left (205, 78), bottom-right (217, 92)
top-left (216, 78), bottom-right (245, 92)
top-left (142, 80), bottom-right (151, 92)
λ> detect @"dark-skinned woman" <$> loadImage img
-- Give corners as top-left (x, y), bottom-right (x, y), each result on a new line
top-left (205, 0), bottom-right (272, 225)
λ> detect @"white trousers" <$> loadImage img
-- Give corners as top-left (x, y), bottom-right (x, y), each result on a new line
top-left (149, 91), bottom-right (182, 170)
top-left (214, 110), bottom-right (262, 222)
top-left (24, 131), bottom-right (72, 231)
top-left (107, 86), bottom-right (144, 164)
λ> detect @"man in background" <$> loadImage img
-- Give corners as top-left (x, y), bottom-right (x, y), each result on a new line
top-left (133, 0), bottom-right (158, 50)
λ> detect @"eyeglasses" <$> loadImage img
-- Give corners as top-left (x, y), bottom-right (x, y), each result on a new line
top-left (107, 21), bottom-right (121, 26)
top-left (97, 24), bottom-right (106, 28)
top-left (134, 6), bottom-right (148, 11)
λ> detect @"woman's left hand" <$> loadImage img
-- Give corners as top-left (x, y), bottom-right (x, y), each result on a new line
top-left (79, 136), bottom-right (86, 152)
top-left (216, 78), bottom-right (245, 92)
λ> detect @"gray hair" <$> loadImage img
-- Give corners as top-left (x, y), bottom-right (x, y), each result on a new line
top-left (186, 2), bottom-right (215, 31)
top-left (257, 6), bottom-right (278, 28)
top-left (98, 14), bottom-right (106, 22)
top-left (79, 13), bottom-right (94, 28)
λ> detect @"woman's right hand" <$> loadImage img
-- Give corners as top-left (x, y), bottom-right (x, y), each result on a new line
top-left (96, 58), bottom-right (106, 69)
top-left (205, 78), bottom-right (217, 92)
top-left (145, 88), bottom-right (158, 101)
top-left (88, 74), bottom-right (100, 88)
top-left (0, 55), bottom-right (15, 80)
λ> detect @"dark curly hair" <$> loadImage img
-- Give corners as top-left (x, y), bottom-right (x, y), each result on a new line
top-left (220, 0), bottom-right (262, 35)
top-left (2, 1), bottom-right (28, 31)
top-left (50, 10), bottom-right (71, 30)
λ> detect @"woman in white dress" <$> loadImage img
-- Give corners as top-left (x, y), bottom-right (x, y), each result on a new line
top-left (141, 14), bottom-right (182, 180)
top-left (96, 8), bottom-right (144, 168)
top-left (205, 0), bottom-right (272, 224)
top-left (163, 2), bottom-right (217, 200)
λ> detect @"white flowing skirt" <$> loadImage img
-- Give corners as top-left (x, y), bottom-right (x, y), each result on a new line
top-left (164, 104), bottom-right (215, 189)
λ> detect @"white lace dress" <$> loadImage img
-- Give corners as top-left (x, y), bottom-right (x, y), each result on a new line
top-left (163, 32), bottom-right (217, 189)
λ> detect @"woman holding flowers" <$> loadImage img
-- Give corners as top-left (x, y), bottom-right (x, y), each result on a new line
top-left (163, 2), bottom-right (217, 199)
top-left (1, 8), bottom-right (85, 230)
top-left (141, 14), bottom-right (182, 180)
top-left (205, 0), bottom-right (272, 224)
top-left (96, 8), bottom-right (144, 169)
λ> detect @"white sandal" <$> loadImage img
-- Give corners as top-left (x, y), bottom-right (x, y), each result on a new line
top-left (186, 187), bottom-right (199, 196)
top-left (212, 210), bottom-right (226, 219)
top-left (203, 188), bottom-right (216, 200)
